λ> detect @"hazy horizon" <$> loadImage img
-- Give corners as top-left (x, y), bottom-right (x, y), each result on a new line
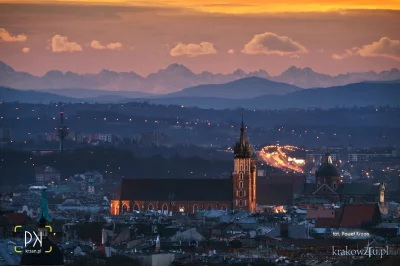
top-left (0, 1), bottom-right (399, 77)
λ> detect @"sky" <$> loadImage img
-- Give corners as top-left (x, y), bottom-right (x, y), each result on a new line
top-left (0, 0), bottom-right (400, 76)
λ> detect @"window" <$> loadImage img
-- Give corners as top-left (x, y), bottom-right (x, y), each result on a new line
top-left (193, 204), bottom-right (198, 213)
top-left (239, 190), bottom-right (243, 197)
top-left (239, 173), bottom-right (244, 180)
top-left (122, 205), bottom-right (128, 213)
top-left (239, 200), bottom-right (243, 207)
top-left (207, 205), bottom-right (213, 211)
top-left (221, 205), bottom-right (227, 211)
top-left (244, 200), bottom-right (247, 206)
top-left (162, 204), bottom-right (168, 213)
top-left (239, 181), bottom-right (243, 189)
top-left (133, 204), bottom-right (140, 211)
top-left (179, 205), bottom-right (185, 212)
top-left (240, 165), bottom-right (243, 171)
top-left (332, 182), bottom-right (337, 190)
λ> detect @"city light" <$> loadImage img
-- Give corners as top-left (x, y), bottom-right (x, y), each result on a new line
top-left (258, 145), bottom-right (305, 173)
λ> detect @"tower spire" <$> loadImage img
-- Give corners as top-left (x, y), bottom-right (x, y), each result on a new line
top-left (37, 187), bottom-right (51, 225)
top-left (240, 109), bottom-right (245, 146)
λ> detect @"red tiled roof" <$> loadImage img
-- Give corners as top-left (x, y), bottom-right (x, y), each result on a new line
top-left (3, 213), bottom-right (31, 225)
top-left (340, 203), bottom-right (381, 228)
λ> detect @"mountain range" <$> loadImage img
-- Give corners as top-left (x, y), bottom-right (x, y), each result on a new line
top-left (2, 79), bottom-right (399, 109)
top-left (1, 61), bottom-right (400, 93)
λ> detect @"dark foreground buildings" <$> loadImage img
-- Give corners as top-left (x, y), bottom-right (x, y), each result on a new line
top-left (20, 188), bottom-right (64, 266)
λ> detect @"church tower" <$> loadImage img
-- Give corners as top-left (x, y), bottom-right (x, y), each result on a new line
top-left (232, 111), bottom-right (257, 213)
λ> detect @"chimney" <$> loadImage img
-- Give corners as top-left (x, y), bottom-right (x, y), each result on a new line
top-left (280, 223), bottom-right (289, 238)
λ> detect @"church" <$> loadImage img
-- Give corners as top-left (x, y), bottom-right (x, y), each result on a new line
top-left (300, 153), bottom-right (385, 205)
top-left (110, 114), bottom-right (257, 215)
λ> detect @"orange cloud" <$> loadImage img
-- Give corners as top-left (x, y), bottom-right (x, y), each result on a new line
top-left (170, 42), bottom-right (217, 57)
top-left (333, 37), bottom-right (400, 61)
top-left (51, 34), bottom-right (82, 53)
top-left (0, 28), bottom-right (27, 42)
top-left (242, 32), bottom-right (308, 56)
top-left (22, 47), bottom-right (30, 53)
top-left (228, 49), bottom-right (235, 54)
top-left (90, 40), bottom-right (123, 51)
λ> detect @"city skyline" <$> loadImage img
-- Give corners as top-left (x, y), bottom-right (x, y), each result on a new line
top-left (0, 1), bottom-right (399, 77)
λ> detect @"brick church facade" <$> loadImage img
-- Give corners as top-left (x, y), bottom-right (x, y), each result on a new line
top-left (110, 114), bottom-right (257, 215)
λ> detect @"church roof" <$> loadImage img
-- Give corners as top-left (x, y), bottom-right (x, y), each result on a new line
top-left (116, 178), bottom-right (233, 201)
top-left (338, 183), bottom-right (381, 195)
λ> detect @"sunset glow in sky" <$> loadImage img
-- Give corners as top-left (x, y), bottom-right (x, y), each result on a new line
top-left (0, 0), bottom-right (399, 76)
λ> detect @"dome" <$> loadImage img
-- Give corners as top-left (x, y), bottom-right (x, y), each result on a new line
top-left (20, 237), bottom-right (64, 265)
top-left (316, 163), bottom-right (340, 177)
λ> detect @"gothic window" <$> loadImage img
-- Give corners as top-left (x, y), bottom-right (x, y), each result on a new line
top-left (207, 205), bottom-right (213, 211)
top-left (221, 205), bottom-right (227, 211)
top-left (239, 191), bottom-right (243, 197)
top-left (122, 204), bottom-right (128, 213)
top-left (240, 165), bottom-right (243, 171)
top-left (332, 182), bottom-right (337, 190)
top-left (239, 200), bottom-right (243, 207)
top-left (239, 173), bottom-right (244, 180)
top-left (193, 204), bottom-right (198, 213)
top-left (133, 204), bottom-right (140, 211)
top-left (148, 203), bottom-right (153, 211)
top-left (179, 205), bottom-right (185, 212)
top-left (239, 181), bottom-right (243, 189)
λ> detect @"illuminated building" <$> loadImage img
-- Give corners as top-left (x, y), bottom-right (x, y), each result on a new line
top-left (111, 112), bottom-right (257, 215)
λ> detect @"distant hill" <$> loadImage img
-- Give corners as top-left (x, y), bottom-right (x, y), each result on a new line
top-left (144, 82), bottom-right (400, 109)
top-left (163, 77), bottom-right (300, 99)
top-left (40, 88), bottom-right (153, 99)
top-left (1, 61), bottom-right (400, 93)
top-left (1, 82), bottom-right (399, 109)
top-left (0, 87), bottom-right (77, 103)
